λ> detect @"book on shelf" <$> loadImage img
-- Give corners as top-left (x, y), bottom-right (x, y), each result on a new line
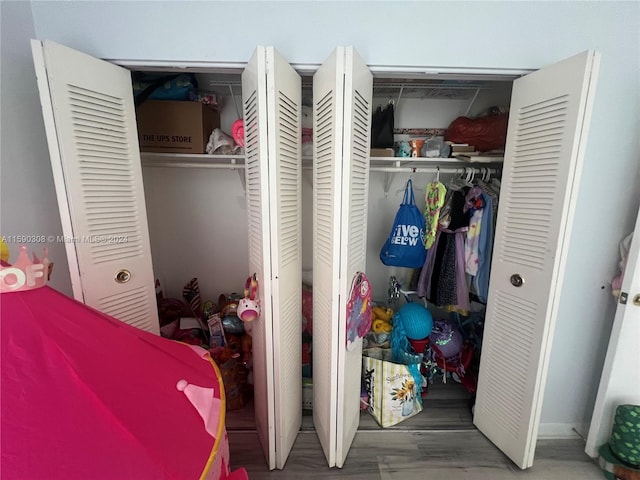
top-left (453, 153), bottom-right (503, 163)
top-left (449, 144), bottom-right (476, 153)
top-left (453, 151), bottom-right (481, 156)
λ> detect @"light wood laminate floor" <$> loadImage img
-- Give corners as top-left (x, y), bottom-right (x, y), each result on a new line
top-left (227, 383), bottom-right (603, 479)
top-left (229, 431), bottom-right (603, 479)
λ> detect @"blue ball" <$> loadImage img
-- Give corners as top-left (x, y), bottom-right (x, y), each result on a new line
top-left (397, 303), bottom-right (433, 340)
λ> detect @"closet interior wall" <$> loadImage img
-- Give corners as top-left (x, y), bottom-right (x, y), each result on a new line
top-left (141, 72), bottom-right (250, 302)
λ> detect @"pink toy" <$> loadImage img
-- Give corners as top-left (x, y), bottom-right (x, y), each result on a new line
top-left (231, 119), bottom-right (244, 147)
top-left (0, 245), bottom-right (53, 293)
top-left (238, 273), bottom-right (260, 322)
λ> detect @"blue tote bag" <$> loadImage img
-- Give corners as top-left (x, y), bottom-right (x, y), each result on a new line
top-left (379, 179), bottom-right (427, 268)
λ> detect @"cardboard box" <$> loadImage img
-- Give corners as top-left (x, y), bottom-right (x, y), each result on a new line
top-left (136, 100), bottom-right (220, 154)
top-left (370, 148), bottom-right (395, 157)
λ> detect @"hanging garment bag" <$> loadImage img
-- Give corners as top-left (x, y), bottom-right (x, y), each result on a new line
top-left (379, 179), bottom-right (427, 268)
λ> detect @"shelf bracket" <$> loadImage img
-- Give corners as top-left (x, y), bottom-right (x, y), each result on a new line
top-left (395, 85), bottom-right (404, 114)
top-left (229, 84), bottom-right (241, 119)
top-left (464, 88), bottom-right (481, 116)
top-left (237, 168), bottom-right (246, 192)
top-left (383, 172), bottom-right (395, 196)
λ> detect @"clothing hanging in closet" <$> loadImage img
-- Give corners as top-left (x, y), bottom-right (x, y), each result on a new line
top-left (417, 176), bottom-right (500, 311)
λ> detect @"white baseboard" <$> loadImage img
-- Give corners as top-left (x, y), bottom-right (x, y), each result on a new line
top-left (537, 423), bottom-right (588, 439)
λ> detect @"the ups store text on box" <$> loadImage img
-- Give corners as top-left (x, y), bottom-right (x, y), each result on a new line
top-left (136, 100), bottom-right (221, 154)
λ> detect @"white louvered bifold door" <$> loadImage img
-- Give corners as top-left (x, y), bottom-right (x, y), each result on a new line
top-left (335, 47), bottom-right (372, 468)
top-left (242, 46), bottom-right (302, 470)
top-left (313, 46), bottom-right (372, 468)
top-left (312, 47), bottom-right (342, 468)
top-left (242, 47), bottom-right (274, 470)
top-left (266, 46), bottom-right (303, 470)
top-left (474, 50), bottom-right (600, 469)
top-left (31, 40), bottom-right (158, 333)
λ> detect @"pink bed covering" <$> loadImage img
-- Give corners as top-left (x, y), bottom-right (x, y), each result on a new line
top-left (1, 286), bottom-right (248, 480)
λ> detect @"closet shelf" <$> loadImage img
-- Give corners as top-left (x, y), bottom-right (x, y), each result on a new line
top-left (139, 153), bottom-right (503, 170)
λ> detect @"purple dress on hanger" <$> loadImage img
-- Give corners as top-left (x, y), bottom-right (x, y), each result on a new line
top-left (417, 188), bottom-right (470, 312)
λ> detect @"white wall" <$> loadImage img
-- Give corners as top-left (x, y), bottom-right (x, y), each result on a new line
top-left (142, 166), bottom-right (249, 301)
top-left (0, 1), bottom-right (72, 296)
top-left (25, 0), bottom-right (640, 438)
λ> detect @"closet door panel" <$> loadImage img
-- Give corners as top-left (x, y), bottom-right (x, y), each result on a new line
top-left (31, 40), bottom-right (158, 333)
top-left (335, 46), bottom-right (373, 468)
top-left (312, 46), bottom-right (373, 468)
top-left (242, 46), bottom-right (275, 470)
top-left (312, 46), bottom-right (343, 468)
top-left (242, 45), bottom-right (302, 471)
top-left (474, 50), bottom-right (600, 469)
top-left (265, 46), bottom-right (303, 470)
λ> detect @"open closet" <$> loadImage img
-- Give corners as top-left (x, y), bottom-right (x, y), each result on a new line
top-left (309, 46), bottom-right (600, 470)
top-left (31, 39), bottom-right (600, 473)
top-left (352, 74), bottom-right (511, 432)
top-left (31, 41), bottom-right (304, 471)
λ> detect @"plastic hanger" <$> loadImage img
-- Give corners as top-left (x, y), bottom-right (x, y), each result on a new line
top-left (426, 166), bottom-right (441, 186)
top-left (450, 168), bottom-right (474, 190)
top-left (394, 175), bottom-right (415, 198)
top-left (470, 168), bottom-right (479, 185)
top-left (396, 172), bottom-right (426, 197)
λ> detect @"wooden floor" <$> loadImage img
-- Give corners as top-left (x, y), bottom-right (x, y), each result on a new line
top-left (229, 431), bottom-right (603, 479)
top-left (226, 383), bottom-right (603, 479)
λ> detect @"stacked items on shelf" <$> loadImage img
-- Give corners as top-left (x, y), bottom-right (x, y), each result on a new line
top-left (132, 71), bottom-right (244, 156)
top-left (444, 108), bottom-right (509, 162)
top-left (448, 142), bottom-right (504, 163)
